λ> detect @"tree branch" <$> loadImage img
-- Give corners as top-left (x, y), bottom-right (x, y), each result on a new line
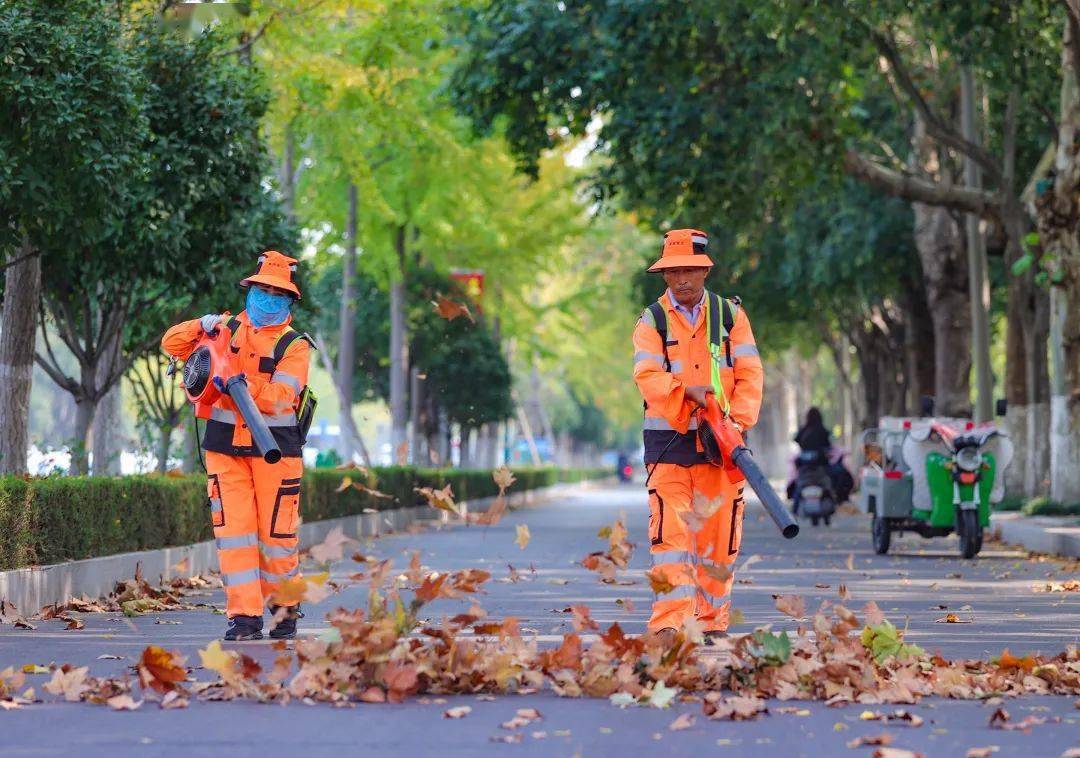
top-left (217, 12), bottom-right (278, 58)
top-left (844, 149), bottom-right (1000, 218)
top-left (871, 29), bottom-right (1003, 186)
top-left (0, 247), bottom-right (40, 272)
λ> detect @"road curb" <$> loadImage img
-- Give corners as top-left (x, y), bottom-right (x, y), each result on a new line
top-left (0, 479), bottom-right (605, 612)
top-left (990, 511), bottom-right (1080, 558)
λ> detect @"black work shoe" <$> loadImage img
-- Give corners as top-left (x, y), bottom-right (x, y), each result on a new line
top-left (704, 630), bottom-right (729, 645)
top-left (224, 614), bottom-right (264, 641)
top-left (268, 604), bottom-right (304, 639)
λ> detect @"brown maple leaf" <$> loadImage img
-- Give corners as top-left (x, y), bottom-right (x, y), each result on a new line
top-left (137, 646), bottom-right (187, 694)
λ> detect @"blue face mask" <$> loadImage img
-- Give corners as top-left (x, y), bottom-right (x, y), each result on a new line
top-left (246, 287), bottom-right (292, 327)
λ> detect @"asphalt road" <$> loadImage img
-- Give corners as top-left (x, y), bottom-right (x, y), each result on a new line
top-left (2, 482), bottom-right (1078, 757)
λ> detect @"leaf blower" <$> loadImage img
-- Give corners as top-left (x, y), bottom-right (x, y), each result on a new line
top-left (696, 395), bottom-right (799, 539)
top-left (180, 320), bottom-right (282, 464)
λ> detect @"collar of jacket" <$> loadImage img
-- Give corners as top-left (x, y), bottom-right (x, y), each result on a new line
top-left (235, 309), bottom-right (293, 333)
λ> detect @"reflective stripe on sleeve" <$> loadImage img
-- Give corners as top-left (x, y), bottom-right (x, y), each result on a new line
top-left (669, 360), bottom-right (684, 374)
top-left (634, 350), bottom-right (665, 365)
top-left (271, 371), bottom-right (302, 393)
top-left (216, 532), bottom-right (257, 550)
top-left (221, 568), bottom-right (260, 587)
top-left (640, 309), bottom-right (656, 328)
top-left (732, 343), bottom-right (759, 359)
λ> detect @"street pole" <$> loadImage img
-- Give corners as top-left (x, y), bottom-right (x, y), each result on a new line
top-left (961, 66), bottom-right (994, 423)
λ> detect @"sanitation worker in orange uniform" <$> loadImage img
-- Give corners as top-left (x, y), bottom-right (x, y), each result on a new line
top-left (162, 251), bottom-right (312, 641)
top-left (632, 229), bottom-right (764, 645)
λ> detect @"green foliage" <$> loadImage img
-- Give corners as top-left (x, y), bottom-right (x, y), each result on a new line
top-left (749, 630), bottom-right (792, 666)
top-left (0, 466), bottom-right (608, 570)
top-left (1021, 497), bottom-right (1080, 517)
top-left (0, 0), bottom-right (145, 258)
top-left (860, 620), bottom-right (923, 663)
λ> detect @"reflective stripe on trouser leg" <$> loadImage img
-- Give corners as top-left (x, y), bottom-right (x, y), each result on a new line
top-left (205, 451), bottom-right (264, 618)
top-left (254, 455), bottom-right (304, 603)
top-left (648, 462), bottom-right (742, 632)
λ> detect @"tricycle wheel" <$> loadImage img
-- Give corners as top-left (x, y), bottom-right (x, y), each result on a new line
top-left (959, 509), bottom-right (982, 559)
top-left (824, 514), bottom-right (832, 526)
top-left (872, 516), bottom-right (890, 555)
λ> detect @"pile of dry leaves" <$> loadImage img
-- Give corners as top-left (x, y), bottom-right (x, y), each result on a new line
top-left (5, 552), bottom-right (1079, 717)
top-left (1, 566), bottom-right (218, 630)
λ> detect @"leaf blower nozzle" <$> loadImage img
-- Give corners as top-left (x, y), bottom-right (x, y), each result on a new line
top-left (697, 395), bottom-right (799, 539)
top-left (182, 326), bottom-right (282, 465)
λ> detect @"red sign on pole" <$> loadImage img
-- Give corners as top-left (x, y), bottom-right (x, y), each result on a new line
top-left (450, 269), bottom-right (485, 310)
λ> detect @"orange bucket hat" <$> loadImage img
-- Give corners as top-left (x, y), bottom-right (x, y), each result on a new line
top-left (646, 228), bottom-right (714, 272)
top-left (239, 250), bottom-right (302, 299)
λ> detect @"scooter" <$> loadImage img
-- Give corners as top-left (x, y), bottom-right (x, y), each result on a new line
top-left (792, 449), bottom-right (836, 526)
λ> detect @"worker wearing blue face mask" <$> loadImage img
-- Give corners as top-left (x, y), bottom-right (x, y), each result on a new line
top-left (162, 250), bottom-right (316, 642)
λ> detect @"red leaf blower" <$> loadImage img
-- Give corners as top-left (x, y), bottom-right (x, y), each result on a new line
top-left (696, 395), bottom-right (799, 539)
top-left (180, 321), bottom-right (282, 464)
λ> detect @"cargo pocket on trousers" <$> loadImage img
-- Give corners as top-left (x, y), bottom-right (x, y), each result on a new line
top-left (648, 488), bottom-right (665, 546)
top-left (727, 488), bottom-right (745, 556)
top-left (270, 477), bottom-right (302, 539)
top-left (207, 474), bottom-right (225, 528)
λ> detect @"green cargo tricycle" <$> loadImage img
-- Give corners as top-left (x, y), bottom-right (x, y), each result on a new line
top-left (859, 418), bottom-right (1013, 559)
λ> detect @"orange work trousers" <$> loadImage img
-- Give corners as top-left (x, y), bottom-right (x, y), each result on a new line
top-left (206, 451), bottom-right (303, 617)
top-left (647, 462), bottom-right (745, 632)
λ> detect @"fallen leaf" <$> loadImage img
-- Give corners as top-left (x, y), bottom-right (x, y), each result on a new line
top-left (444, 706), bottom-right (472, 719)
top-left (847, 733), bottom-right (894, 748)
top-left (199, 640), bottom-right (236, 679)
top-left (43, 667), bottom-right (89, 702)
top-left (646, 568), bottom-right (677, 595)
top-left (493, 466), bottom-right (516, 491)
top-left (935, 613), bottom-right (972, 624)
top-left (773, 594), bottom-right (806, 619)
top-left (432, 294), bottom-right (474, 323)
top-left (669, 713), bottom-right (696, 731)
top-left (845, 553), bottom-right (855, 571)
top-left (137, 646), bottom-right (187, 694)
top-left (309, 525), bottom-right (356, 564)
top-left (335, 476), bottom-right (353, 493)
top-left (106, 694), bottom-right (143, 711)
top-left (515, 524), bottom-right (531, 550)
top-left (415, 484), bottom-right (458, 516)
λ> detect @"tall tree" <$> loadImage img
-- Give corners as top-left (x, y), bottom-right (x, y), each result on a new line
top-left (0, 0), bottom-right (144, 474)
top-left (33, 17), bottom-right (290, 474)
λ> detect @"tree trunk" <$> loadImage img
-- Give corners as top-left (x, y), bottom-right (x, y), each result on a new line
top-left (157, 422), bottom-right (171, 475)
top-left (409, 365), bottom-right (422, 466)
top-left (1003, 274), bottom-right (1030, 499)
top-left (91, 332), bottom-right (123, 476)
top-left (912, 202), bottom-right (972, 417)
top-left (960, 66), bottom-right (995, 423)
top-left (389, 225), bottom-right (409, 459)
top-left (0, 240), bottom-right (41, 474)
top-left (337, 184), bottom-right (358, 462)
top-left (899, 274), bottom-right (936, 414)
top-left (181, 412), bottom-right (199, 474)
top-left (1033, 13), bottom-right (1080, 504)
top-left (71, 397), bottom-right (96, 475)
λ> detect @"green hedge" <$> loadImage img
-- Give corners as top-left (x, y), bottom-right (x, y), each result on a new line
top-left (0, 467), bottom-right (607, 570)
top-left (1021, 496), bottom-right (1080, 517)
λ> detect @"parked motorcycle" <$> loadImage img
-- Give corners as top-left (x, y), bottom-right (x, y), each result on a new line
top-left (791, 449), bottom-right (837, 527)
top-left (860, 418), bottom-right (1013, 559)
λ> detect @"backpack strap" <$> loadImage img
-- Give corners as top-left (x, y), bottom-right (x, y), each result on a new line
top-left (645, 301), bottom-right (670, 371)
top-left (707, 292), bottom-right (736, 368)
top-left (224, 316), bottom-right (242, 354)
top-left (270, 327), bottom-right (315, 367)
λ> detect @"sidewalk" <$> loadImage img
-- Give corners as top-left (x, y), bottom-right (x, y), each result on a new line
top-left (991, 511), bottom-right (1080, 558)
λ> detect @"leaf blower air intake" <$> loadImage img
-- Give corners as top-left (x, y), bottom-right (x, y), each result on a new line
top-left (697, 395), bottom-right (799, 539)
top-left (181, 324), bottom-right (282, 464)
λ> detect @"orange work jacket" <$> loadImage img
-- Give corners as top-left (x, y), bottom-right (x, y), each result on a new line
top-left (161, 311), bottom-right (311, 458)
top-left (632, 290), bottom-right (764, 465)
